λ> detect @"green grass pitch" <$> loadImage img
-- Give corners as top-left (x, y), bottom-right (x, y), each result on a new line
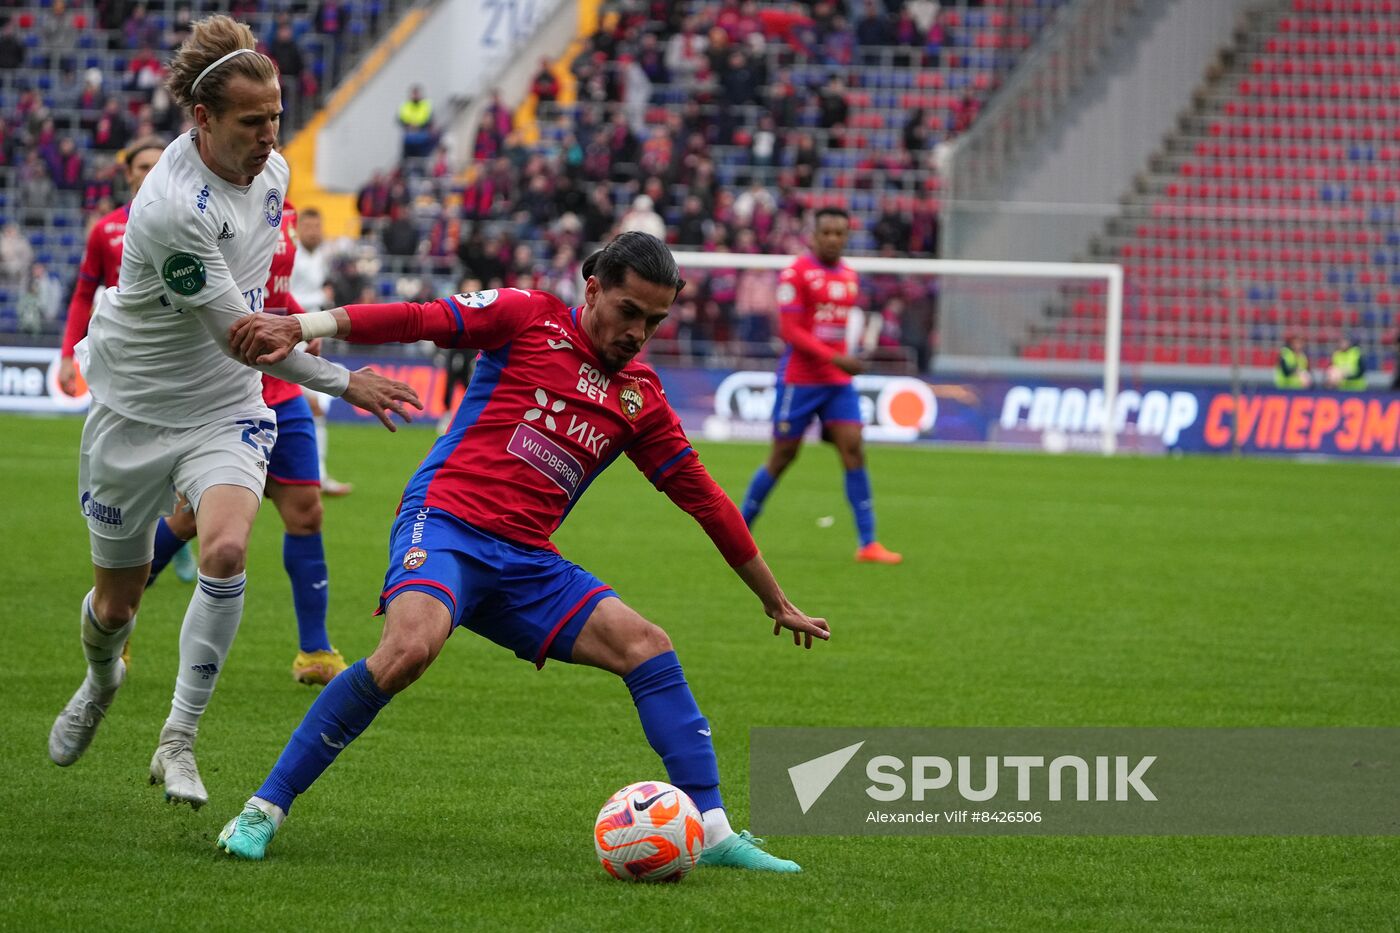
top-left (3, 412), bottom-right (1398, 931)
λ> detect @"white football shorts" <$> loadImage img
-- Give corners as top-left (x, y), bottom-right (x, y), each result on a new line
top-left (78, 400), bottom-right (277, 568)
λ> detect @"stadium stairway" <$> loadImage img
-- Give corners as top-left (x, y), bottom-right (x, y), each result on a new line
top-left (1023, 0), bottom-right (1400, 377)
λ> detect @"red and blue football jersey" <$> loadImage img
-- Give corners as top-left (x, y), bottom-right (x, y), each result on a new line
top-left (342, 288), bottom-right (757, 566)
top-left (775, 253), bottom-right (861, 385)
top-left (260, 204), bottom-right (306, 408)
top-left (61, 204), bottom-right (129, 360)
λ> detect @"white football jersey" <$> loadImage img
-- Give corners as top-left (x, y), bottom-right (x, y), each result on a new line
top-left (81, 131), bottom-right (346, 427)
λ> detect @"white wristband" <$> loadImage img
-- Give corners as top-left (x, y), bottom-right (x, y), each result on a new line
top-left (298, 310), bottom-right (339, 340)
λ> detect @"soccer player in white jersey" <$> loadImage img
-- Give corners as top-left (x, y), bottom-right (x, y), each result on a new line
top-left (48, 15), bottom-right (421, 810)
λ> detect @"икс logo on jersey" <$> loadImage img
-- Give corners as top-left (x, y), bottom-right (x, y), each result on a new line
top-left (524, 388), bottom-right (566, 431)
top-left (524, 386), bottom-right (613, 456)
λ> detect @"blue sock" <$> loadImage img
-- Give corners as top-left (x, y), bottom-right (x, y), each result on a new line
top-left (845, 467), bottom-right (876, 547)
top-left (284, 532), bottom-right (332, 652)
top-left (624, 651), bottom-right (723, 813)
top-left (146, 517), bottom-right (186, 587)
top-left (255, 658), bottom-right (390, 813)
top-left (741, 465), bottom-right (776, 526)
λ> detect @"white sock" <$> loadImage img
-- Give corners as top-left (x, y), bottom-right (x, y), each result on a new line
top-left (249, 796), bottom-right (286, 825)
top-left (701, 807), bottom-right (734, 846)
top-left (166, 571), bottom-right (245, 734)
top-left (80, 589), bottom-right (133, 691)
top-left (314, 413), bottom-right (329, 480)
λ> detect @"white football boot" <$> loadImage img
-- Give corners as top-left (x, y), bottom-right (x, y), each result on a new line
top-left (48, 660), bottom-right (126, 766)
top-left (150, 725), bottom-right (209, 809)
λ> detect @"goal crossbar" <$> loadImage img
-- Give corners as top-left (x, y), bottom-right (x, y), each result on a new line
top-left (669, 252), bottom-right (1126, 454)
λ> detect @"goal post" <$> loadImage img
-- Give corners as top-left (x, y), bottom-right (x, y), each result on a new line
top-left (668, 252), bottom-right (1126, 455)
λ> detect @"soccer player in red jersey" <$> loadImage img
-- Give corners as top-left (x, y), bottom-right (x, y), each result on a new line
top-left (147, 202), bottom-right (349, 685)
top-left (216, 233), bottom-right (828, 872)
top-left (740, 207), bottom-right (902, 564)
top-left (57, 136), bottom-right (168, 398)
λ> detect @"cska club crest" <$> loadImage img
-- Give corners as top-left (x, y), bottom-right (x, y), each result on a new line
top-left (620, 384), bottom-right (644, 422)
top-left (403, 547), bottom-right (428, 570)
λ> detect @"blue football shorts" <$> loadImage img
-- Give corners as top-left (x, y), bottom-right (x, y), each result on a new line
top-left (268, 395), bottom-right (321, 486)
top-left (771, 381), bottom-right (863, 440)
top-left (379, 507), bottom-right (616, 668)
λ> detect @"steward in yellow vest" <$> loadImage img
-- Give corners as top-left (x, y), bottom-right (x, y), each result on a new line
top-left (1274, 337), bottom-right (1310, 389)
top-left (1327, 337), bottom-right (1367, 391)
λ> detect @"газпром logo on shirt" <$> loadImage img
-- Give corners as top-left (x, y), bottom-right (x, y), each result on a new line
top-left (162, 253), bottom-right (206, 296)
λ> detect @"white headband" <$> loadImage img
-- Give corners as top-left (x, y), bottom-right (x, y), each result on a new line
top-left (191, 48), bottom-right (257, 94)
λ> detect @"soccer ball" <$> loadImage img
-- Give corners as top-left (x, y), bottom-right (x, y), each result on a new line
top-left (593, 781), bottom-right (705, 882)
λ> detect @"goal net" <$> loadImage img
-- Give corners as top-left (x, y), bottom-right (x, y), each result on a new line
top-left (661, 252), bottom-right (1125, 454)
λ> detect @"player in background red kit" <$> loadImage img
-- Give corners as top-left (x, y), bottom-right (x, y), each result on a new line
top-left (146, 202), bottom-right (348, 685)
top-left (739, 207), bottom-right (902, 564)
top-left (215, 233), bottom-right (829, 873)
top-left (59, 136), bottom-right (168, 397)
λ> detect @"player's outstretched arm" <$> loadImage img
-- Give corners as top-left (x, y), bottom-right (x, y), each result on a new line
top-left (733, 553), bottom-right (831, 650)
top-left (231, 297), bottom-right (484, 364)
top-left (650, 451), bottom-right (829, 648)
top-left (217, 306), bottom-right (421, 430)
top-left (229, 308), bottom-right (350, 365)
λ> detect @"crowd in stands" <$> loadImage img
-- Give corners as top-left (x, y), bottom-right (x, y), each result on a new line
top-left (0, 0), bottom-right (410, 334)
top-left (339, 0), bottom-right (1059, 369)
top-left (4, 0), bottom-right (1063, 374)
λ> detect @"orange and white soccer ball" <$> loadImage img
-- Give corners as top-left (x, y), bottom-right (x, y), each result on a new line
top-left (593, 781), bottom-right (705, 882)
